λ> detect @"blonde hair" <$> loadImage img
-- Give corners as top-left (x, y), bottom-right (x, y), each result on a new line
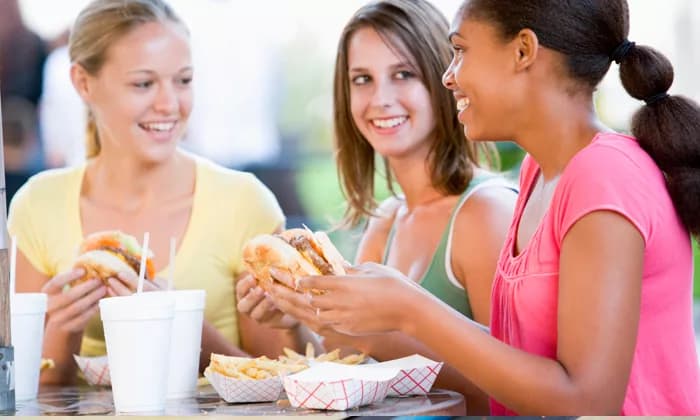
top-left (69, 0), bottom-right (186, 158)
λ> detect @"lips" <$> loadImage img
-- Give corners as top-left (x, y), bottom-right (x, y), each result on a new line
top-left (456, 97), bottom-right (470, 112)
top-left (138, 121), bottom-right (177, 132)
top-left (371, 116), bottom-right (408, 129)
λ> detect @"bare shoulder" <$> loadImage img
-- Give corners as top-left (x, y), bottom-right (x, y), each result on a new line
top-left (355, 196), bottom-right (403, 264)
top-left (452, 185), bottom-right (517, 280)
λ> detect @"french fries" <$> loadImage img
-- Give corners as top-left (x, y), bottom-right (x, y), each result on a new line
top-left (207, 354), bottom-right (306, 380)
top-left (40, 358), bottom-right (55, 371)
top-left (206, 343), bottom-right (366, 381)
top-left (278, 344), bottom-right (366, 366)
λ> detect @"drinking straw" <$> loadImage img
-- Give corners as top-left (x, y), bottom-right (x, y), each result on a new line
top-left (136, 232), bottom-right (150, 294)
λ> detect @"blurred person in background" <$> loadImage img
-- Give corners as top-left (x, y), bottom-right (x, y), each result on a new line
top-left (0, 0), bottom-right (48, 205)
top-left (8, 0), bottom-right (307, 385)
top-left (237, 0), bottom-right (517, 413)
top-left (267, 0), bottom-right (700, 414)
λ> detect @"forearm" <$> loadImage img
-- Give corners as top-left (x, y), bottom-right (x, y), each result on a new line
top-left (199, 321), bottom-right (248, 372)
top-left (40, 325), bottom-right (83, 385)
top-left (360, 332), bottom-right (484, 395)
top-left (409, 296), bottom-right (591, 415)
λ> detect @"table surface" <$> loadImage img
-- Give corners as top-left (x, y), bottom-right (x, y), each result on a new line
top-left (13, 385), bottom-right (465, 416)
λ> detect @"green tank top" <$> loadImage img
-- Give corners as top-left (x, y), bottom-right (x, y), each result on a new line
top-left (382, 174), bottom-right (513, 319)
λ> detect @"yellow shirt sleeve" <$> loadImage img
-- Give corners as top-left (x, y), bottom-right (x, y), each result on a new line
top-left (8, 177), bottom-right (51, 275)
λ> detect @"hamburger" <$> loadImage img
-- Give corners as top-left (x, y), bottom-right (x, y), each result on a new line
top-left (72, 230), bottom-right (155, 287)
top-left (242, 228), bottom-right (347, 293)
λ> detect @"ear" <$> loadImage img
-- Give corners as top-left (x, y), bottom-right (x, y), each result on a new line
top-left (513, 28), bottom-right (539, 72)
top-left (70, 63), bottom-right (93, 102)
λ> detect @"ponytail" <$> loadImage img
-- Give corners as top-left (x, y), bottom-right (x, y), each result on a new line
top-left (85, 110), bottom-right (101, 158)
top-left (617, 44), bottom-right (700, 238)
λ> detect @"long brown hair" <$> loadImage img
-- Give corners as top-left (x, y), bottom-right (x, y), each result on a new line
top-left (462, 0), bottom-right (700, 238)
top-left (68, 0), bottom-right (186, 158)
top-left (334, 0), bottom-right (496, 228)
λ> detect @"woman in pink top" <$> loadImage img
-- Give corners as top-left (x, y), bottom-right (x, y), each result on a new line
top-left (267, 0), bottom-right (700, 415)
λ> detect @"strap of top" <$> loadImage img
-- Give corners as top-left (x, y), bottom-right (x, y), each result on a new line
top-left (443, 177), bottom-right (518, 289)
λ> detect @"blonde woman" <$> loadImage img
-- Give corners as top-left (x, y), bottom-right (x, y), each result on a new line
top-left (8, 0), bottom-right (300, 385)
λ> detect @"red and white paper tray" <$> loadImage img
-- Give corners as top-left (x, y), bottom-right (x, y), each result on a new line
top-left (73, 355), bottom-right (111, 386)
top-left (283, 362), bottom-right (396, 411)
top-left (371, 354), bottom-right (443, 397)
top-left (204, 368), bottom-right (283, 403)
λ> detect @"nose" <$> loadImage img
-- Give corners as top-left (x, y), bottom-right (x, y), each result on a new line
top-left (369, 78), bottom-right (395, 108)
top-left (442, 61), bottom-right (456, 90)
top-left (153, 82), bottom-right (178, 114)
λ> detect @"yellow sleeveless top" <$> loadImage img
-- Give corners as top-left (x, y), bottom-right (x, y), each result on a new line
top-left (8, 155), bottom-right (285, 356)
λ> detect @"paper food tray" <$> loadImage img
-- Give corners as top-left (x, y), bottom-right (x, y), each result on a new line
top-left (369, 354), bottom-right (443, 396)
top-left (283, 362), bottom-right (396, 411)
top-left (73, 355), bottom-right (111, 386)
top-left (204, 368), bottom-right (283, 403)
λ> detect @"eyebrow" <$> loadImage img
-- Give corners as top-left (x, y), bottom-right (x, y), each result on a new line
top-left (349, 62), bottom-right (414, 73)
top-left (127, 66), bottom-right (193, 75)
top-left (448, 31), bottom-right (465, 42)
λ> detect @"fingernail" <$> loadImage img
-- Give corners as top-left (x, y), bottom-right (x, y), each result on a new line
top-left (75, 268), bottom-right (85, 276)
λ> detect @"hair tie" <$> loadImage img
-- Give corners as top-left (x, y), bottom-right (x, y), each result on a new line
top-left (611, 40), bottom-right (635, 64)
top-left (644, 92), bottom-right (669, 106)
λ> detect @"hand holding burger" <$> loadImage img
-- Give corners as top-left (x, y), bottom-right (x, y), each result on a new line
top-left (72, 230), bottom-right (155, 291)
top-left (242, 228), bottom-right (347, 293)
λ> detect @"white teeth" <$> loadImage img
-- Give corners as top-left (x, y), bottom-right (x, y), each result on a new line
top-left (457, 98), bottom-right (470, 112)
top-left (140, 122), bottom-right (175, 132)
top-left (372, 116), bottom-right (407, 129)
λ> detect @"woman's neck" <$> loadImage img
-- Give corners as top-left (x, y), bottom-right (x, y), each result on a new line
top-left (516, 90), bottom-right (609, 181)
top-left (389, 155), bottom-right (454, 211)
top-left (83, 148), bottom-right (194, 212)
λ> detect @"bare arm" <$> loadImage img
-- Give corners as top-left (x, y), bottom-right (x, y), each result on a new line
top-left (290, 210), bottom-right (644, 414)
top-left (451, 187), bottom-right (516, 326)
top-left (408, 211), bottom-right (643, 414)
top-left (15, 250), bottom-right (105, 385)
top-left (335, 195), bottom-right (495, 413)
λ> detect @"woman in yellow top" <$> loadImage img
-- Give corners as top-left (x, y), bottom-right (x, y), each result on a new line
top-left (8, 0), bottom-right (299, 385)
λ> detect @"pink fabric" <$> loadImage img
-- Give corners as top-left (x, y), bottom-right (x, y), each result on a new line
top-left (490, 132), bottom-right (700, 415)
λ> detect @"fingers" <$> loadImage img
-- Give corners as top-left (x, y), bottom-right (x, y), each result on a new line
top-left (268, 284), bottom-right (317, 326)
top-left (47, 285), bottom-right (106, 333)
top-left (249, 295), bottom-right (278, 322)
top-left (107, 277), bottom-right (132, 296)
top-left (236, 286), bottom-right (266, 315)
top-left (268, 268), bottom-right (296, 289)
top-left (42, 268), bottom-right (85, 294)
top-left (297, 275), bottom-right (345, 293)
top-left (46, 278), bottom-right (101, 314)
top-left (114, 271), bottom-right (160, 292)
top-left (235, 274), bottom-right (257, 301)
top-left (61, 304), bottom-right (100, 333)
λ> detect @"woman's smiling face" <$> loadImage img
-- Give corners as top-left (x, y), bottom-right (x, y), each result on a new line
top-left (348, 26), bottom-right (436, 160)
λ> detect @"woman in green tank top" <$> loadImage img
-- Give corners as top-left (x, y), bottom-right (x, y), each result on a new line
top-left (237, 0), bottom-right (516, 414)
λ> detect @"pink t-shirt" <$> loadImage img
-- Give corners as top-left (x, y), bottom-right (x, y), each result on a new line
top-left (490, 132), bottom-right (700, 415)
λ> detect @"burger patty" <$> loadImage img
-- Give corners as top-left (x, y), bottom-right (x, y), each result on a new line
top-left (287, 236), bottom-right (334, 275)
top-left (100, 246), bottom-right (145, 276)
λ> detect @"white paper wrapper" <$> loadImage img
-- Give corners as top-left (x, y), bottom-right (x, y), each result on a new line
top-left (370, 355), bottom-right (443, 396)
top-left (283, 362), bottom-right (395, 411)
top-left (73, 355), bottom-right (111, 386)
top-left (204, 368), bottom-right (283, 403)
